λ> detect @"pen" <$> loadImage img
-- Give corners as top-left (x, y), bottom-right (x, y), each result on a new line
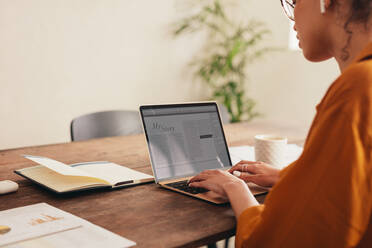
top-left (115, 180), bottom-right (134, 186)
top-left (216, 156), bottom-right (241, 177)
top-left (216, 156), bottom-right (224, 168)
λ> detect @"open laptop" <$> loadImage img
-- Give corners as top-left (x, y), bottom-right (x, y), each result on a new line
top-left (140, 102), bottom-right (267, 204)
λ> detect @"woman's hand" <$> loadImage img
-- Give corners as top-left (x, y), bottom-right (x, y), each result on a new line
top-left (188, 169), bottom-right (244, 198)
top-left (189, 169), bottom-right (259, 219)
top-left (228, 161), bottom-right (281, 187)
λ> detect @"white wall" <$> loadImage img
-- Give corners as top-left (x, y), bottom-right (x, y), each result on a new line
top-left (0, 0), bottom-right (339, 150)
top-left (243, 1), bottom-right (339, 128)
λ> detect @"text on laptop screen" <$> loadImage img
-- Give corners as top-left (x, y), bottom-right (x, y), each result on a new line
top-left (141, 104), bottom-right (231, 181)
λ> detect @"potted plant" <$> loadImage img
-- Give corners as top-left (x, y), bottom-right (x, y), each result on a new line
top-left (173, 0), bottom-right (272, 122)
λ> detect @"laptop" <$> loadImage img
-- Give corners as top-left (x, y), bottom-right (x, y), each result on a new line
top-left (140, 102), bottom-right (267, 204)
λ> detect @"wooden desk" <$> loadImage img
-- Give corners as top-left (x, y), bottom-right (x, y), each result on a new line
top-left (0, 121), bottom-right (307, 247)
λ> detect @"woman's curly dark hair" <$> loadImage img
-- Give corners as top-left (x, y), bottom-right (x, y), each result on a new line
top-left (349, 0), bottom-right (372, 23)
top-left (342, 0), bottom-right (372, 60)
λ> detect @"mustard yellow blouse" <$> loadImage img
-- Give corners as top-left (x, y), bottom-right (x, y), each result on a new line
top-left (236, 43), bottom-right (372, 248)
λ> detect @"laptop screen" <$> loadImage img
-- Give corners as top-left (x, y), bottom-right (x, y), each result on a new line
top-left (140, 103), bottom-right (232, 182)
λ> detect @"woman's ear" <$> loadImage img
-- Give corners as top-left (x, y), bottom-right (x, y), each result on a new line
top-left (321, 0), bottom-right (326, 13)
top-left (321, 0), bottom-right (332, 13)
top-left (325, 0), bottom-right (333, 9)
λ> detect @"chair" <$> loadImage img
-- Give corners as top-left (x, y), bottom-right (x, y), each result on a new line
top-left (70, 110), bottom-right (143, 141)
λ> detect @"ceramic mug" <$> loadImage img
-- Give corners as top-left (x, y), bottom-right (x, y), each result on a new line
top-left (254, 134), bottom-right (287, 168)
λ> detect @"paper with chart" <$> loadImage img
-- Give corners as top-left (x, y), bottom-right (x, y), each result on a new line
top-left (0, 203), bottom-right (81, 247)
top-left (0, 203), bottom-right (136, 248)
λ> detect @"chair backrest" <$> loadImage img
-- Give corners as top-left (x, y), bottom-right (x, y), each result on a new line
top-left (70, 110), bottom-right (143, 141)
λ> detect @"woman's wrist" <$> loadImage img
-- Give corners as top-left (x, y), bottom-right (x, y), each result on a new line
top-left (222, 179), bottom-right (259, 219)
top-left (222, 180), bottom-right (248, 196)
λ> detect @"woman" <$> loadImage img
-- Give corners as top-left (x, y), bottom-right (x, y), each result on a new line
top-left (188, 0), bottom-right (372, 246)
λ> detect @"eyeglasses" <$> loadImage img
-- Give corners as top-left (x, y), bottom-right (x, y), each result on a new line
top-left (280, 0), bottom-right (295, 21)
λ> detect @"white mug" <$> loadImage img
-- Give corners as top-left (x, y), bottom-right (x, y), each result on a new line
top-left (254, 134), bottom-right (287, 168)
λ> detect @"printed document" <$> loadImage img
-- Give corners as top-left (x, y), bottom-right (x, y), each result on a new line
top-left (0, 203), bottom-right (135, 248)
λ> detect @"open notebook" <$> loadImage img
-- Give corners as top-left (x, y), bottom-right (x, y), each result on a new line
top-left (15, 155), bottom-right (154, 194)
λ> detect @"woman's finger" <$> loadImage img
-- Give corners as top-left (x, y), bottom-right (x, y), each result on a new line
top-left (229, 160), bottom-right (256, 171)
top-left (229, 163), bottom-right (250, 172)
top-left (188, 171), bottom-right (214, 183)
top-left (234, 160), bottom-right (257, 167)
top-left (229, 162), bottom-right (261, 173)
top-left (242, 163), bottom-right (262, 173)
top-left (239, 173), bottom-right (260, 184)
top-left (237, 160), bottom-right (257, 164)
top-left (189, 181), bottom-right (207, 189)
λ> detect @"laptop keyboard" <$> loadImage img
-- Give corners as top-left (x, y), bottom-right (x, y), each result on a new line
top-left (165, 180), bottom-right (209, 194)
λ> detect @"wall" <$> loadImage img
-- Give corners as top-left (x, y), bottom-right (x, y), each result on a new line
top-left (243, 2), bottom-right (339, 128)
top-left (0, 0), bottom-right (339, 150)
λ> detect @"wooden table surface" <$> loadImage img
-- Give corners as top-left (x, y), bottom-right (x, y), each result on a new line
top-left (0, 120), bottom-right (308, 248)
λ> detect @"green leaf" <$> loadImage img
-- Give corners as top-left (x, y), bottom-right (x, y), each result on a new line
top-left (174, 23), bottom-right (189, 35)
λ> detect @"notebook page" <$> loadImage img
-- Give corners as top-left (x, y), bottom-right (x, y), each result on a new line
top-left (23, 155), bottom-right (110, 185)
top-left (19, 166), bottom-right (111, 192)
top-left (72, 162), bottom-right (153, 185)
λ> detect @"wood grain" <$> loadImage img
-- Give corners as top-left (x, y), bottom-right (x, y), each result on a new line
top-left (0, 121), bottom-right (307, 247)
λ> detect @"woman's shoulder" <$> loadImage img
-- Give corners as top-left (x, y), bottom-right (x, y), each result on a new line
top-left (323, 61), bottom-right (372, 109)
top-left (316, 60), bottom-right (372, 130)
top-left (340, 60), bottom-right (372, 93)
top-left (310, 61), bottom-right (372, 149)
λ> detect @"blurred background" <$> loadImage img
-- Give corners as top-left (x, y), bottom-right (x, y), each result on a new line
top-left (0, 0), bottom-right (339, 150)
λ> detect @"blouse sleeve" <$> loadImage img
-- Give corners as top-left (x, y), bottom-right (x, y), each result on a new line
top-left (235, 104), bottom-right (372, 247)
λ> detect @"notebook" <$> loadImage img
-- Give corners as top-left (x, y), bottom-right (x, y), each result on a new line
top-left (14, 155), bottom-right (154, 194)
top-left (140, 102), bottom-right (268, 204)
